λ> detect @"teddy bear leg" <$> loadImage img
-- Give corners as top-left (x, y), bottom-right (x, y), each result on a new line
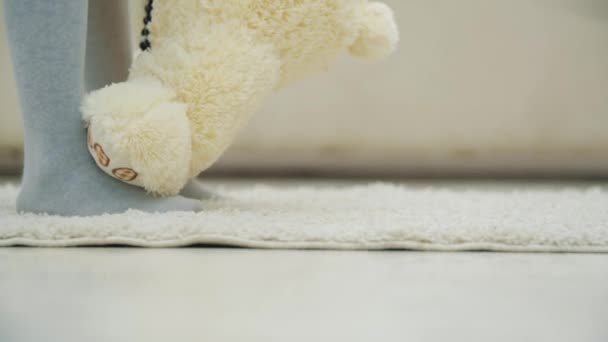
top-left (83, 79), bottom-right (194, 197)
top-left (349, 2), bottom-right (399, 62)
top-left (178, 33), bottom-right (282, 177)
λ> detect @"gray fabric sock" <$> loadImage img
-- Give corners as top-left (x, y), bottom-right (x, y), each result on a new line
top-left (4, 0), bottom-right (202, 216)
top-left (180, 179), bottom-right (218, 200)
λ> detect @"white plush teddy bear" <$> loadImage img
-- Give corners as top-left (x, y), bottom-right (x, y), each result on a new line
top-left (82, 0), bottom-right (398, 196)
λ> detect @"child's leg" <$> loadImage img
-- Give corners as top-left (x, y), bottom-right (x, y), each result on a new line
top-left (4, 0), bottom-right (202, 216)
top-left (84, 0), bottom-right (132, 92)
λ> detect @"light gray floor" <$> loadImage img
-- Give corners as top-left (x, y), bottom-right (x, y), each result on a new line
top-left (1, 177), bottom-right (608, 342)
top-left (1, 249), bottom-right (607, 342)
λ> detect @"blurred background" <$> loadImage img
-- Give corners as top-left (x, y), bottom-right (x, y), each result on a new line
top-left (1, 0), bottom-right (607, 177)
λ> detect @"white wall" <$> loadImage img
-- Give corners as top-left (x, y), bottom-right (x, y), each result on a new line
top-left (216, 0), bottom-right (608, 175)
top-left (0, 0), bottom-right (23, 149)
top-left (2, 0), bottom-right (608, 175)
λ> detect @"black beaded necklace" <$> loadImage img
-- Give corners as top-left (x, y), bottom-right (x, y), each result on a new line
top-left (139, 0), bottom-right (154, 51)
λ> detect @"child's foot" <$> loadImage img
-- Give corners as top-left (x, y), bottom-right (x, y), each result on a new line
top-left (179, 178), bottom-right (218, 200)
top-left (17, 156), bottom-right (202, 216)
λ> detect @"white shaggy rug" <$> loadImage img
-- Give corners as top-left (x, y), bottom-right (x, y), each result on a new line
top-left (1, 184), bottom-right (607, 252)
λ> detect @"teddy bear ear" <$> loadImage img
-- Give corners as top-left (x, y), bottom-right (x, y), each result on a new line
top-left (349, 2), bottom-right (399, 62)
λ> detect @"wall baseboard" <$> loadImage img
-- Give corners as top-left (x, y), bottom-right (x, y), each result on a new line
top-left (0, 147), bottom-right (23, 175)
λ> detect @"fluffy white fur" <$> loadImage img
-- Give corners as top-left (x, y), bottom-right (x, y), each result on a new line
top-left (2, 184), bottom-right (608, 252)
top-left (82, 0), bottom-right (399, 195)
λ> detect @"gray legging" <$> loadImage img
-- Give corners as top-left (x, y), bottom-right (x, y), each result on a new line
top-left (4, 0), bottom-right (203, 215)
